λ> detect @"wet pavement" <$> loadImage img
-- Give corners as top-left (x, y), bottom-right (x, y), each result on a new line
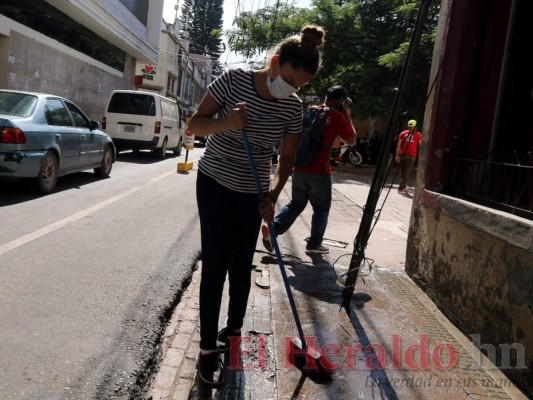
top-left (144, 164), bottom-right (529, 400)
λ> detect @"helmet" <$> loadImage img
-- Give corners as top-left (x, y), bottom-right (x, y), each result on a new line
top-left (407, 119), bottom-right (417, 127)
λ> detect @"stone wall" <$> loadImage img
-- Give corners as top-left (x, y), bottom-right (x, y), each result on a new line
top-left (406, 188), bottom-right (533, 396)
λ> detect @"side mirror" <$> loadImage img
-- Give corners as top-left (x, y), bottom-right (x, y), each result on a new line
top-left (89, 120), bottom-right (100, 131)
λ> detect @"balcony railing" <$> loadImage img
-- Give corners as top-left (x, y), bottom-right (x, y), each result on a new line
top-left (445, 152), bottom-right (533, 220)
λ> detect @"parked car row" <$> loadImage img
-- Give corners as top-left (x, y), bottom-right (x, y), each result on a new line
top-left (0, 89), bottom-right (186, 194)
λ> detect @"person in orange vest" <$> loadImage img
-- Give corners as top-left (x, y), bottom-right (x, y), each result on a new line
top-left (395, 119), bottom-right (422, 195)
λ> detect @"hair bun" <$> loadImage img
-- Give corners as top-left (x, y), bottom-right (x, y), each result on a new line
top-left (301, 25), bottom-right (325, 47)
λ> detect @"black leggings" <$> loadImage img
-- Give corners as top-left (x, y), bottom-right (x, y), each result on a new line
top-left (196, 171), bottom-right (262, 350)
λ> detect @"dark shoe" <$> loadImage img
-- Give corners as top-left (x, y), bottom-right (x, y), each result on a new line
top-left (217, 326), bottom-right (241, 352)
top-left (197, 352), bottom-right (225, 386)
top-left (305, 244), bottom-right (329, 254)
top-left (261, 224), bottom-right (273, 253)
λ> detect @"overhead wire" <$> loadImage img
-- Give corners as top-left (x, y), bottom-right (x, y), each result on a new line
top-left (225, 0), bottom-right (272, 68)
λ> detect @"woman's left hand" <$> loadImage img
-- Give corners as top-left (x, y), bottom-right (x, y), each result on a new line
top-left (259, 196), bottom-right (276, 223)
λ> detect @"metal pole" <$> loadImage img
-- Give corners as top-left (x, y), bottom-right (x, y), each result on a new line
top-left (341, 0), bottom-right (433, 311)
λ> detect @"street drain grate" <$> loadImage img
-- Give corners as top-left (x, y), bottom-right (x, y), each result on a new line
top-left (377, 270), bottom-right (517, 400)
top-left (319, 238), bottom-right (349, 248)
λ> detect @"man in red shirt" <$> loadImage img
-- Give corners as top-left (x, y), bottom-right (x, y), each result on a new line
top-left (395, 119), bottom-right (423, 195)
top-left (262, 86), bottom-right (357, 254)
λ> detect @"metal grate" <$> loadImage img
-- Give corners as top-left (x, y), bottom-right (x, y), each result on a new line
top-left (445, 152), bottom-right (533, 220)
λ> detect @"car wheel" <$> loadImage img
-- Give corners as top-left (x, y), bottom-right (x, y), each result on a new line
top-left (34, 151), bottom-right (58, 194)
top-left (349, 150), bottom-right (363, 166)
top-left (173, 137), bottom-right (183, 156)
top-left (155, 138), bottom-right (167, 159)
top-left (94, 146), bottom-right (113, 178)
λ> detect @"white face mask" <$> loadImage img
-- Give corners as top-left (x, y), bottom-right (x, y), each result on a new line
top-left (266, 65), bottom-right (297, 99)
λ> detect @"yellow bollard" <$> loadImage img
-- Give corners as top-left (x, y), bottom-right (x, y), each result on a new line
top-left (177, 125), bottom-right (194, 173)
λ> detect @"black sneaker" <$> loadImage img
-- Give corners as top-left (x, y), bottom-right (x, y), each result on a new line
top-left (217, 327), bottom-right (241, 352)
top-left (197, 352), bottom-right (225, 386)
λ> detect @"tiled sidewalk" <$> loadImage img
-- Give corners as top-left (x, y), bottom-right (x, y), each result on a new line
top-left (144, 165), bottom-right (529, 400)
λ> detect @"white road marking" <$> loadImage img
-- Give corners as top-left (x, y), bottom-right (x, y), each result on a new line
top-left (0, 170), bottom-right (175, 256)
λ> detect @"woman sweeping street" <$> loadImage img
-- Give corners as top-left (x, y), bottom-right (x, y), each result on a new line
top-left (188, 25), bottom-right (325, 386)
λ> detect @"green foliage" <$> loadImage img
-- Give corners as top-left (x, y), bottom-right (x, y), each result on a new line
top-left (227, 0), bottom-right (440, 122)
top-left (378, 42), bottom-right (410, 69)
top-left (228, 5), bottom-right (312, 59)
top-left (180, 0), bottom-right (225, 75)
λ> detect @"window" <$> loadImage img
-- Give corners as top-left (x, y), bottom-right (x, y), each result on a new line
top-left (107, 93), bottom-right (156, 116)
top-left (0, 92), bottom-right (37, 117)
top-left (167, 76), bottom-right (174, 92)
top-left (170, 103), bottom-right (178, 122)
top-left (0, 0), bottom-right (126, 71)
top-left (161, 100), bottom-right (171, 119)
top-left (65, 101), bottom-right (90, 128)
top-left (119, 0), bottom-right (149, 26)
top-left (430, 0), bottom-right (532, 220)
top-left (46, 99), bottom-right (72, 127)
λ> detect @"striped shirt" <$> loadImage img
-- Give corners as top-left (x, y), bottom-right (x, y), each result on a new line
top-left (198, 68), bottom-right (303, 193)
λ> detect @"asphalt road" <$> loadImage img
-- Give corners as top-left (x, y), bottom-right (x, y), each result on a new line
top-left (0, 147), bottom-right (205, 399)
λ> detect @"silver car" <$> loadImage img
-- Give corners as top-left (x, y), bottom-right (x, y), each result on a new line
top-left (0, 90), bottom-right (115, 194)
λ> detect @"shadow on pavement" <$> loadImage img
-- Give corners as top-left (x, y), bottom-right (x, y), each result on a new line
top-left (345, 307), bottom-right (401, 400)
top-left (116, 150), bottom-right (180, 164)
top-left (0, 172), bottom-right (111, 206)
top-left (262, 250), bottom-right (402, 399)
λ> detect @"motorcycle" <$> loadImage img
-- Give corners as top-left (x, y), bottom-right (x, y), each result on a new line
top-left (331, 134), bottom-right (384, 166)
top-left (356, 136), bottom-right (380, 164)
top-left (330, 144), bottom-right (363, 166)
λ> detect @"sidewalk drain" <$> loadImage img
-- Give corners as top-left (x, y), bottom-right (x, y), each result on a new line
top-left (377, 270), bottom-right (515, 400)
top-left (322, 238), bottom-right (349, 248)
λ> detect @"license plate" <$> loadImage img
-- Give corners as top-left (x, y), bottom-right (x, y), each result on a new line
top-left (123, 125), bottom-right (135, 133)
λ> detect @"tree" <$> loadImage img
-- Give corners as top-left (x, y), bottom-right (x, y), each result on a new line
top-left (227, 4), bottom-right (314, 60)
top-left (180, 0), bottom-right (225, 75)
top-left (373, 1), bottom-right (441, 124)
top-left (226, 0), bottom-right (440, 129)
top-left (313, 0), bottom-right (439, 126)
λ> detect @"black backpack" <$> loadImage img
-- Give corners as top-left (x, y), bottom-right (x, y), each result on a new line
top-left (293, 106), bottom-right (329, 167)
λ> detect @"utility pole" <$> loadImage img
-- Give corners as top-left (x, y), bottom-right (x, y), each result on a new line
top-left (341, 0), bottom-right (434, 311)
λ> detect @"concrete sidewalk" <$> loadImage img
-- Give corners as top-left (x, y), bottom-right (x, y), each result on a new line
top-left (145, 164), bottom-right (528, 400)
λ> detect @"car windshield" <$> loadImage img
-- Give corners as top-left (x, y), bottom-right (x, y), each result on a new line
top-left (0, 92), bottom-right (38, 117)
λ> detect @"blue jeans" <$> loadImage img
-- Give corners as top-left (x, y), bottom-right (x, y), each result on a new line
top-left (273, 171), bottom-right (332, 249)
top-left (196, 171), bottom-right (262, 350)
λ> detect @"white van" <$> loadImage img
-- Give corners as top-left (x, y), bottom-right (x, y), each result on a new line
top-left (102, 90), bottom-right (185, 159)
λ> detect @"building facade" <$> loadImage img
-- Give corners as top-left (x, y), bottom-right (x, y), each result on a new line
top-left (407, 0), bottom-right (532, 396)
top-left (0, 0), bottom-right (163, 120)
top-left (133, 19), bottom-right (211, 117)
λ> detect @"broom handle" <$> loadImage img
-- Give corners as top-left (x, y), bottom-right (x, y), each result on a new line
top-left (241, 129), bottom-right (307, 347)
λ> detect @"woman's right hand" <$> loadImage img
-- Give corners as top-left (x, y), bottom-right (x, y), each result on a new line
top-left (225, 102), bottom-right (247, 130)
